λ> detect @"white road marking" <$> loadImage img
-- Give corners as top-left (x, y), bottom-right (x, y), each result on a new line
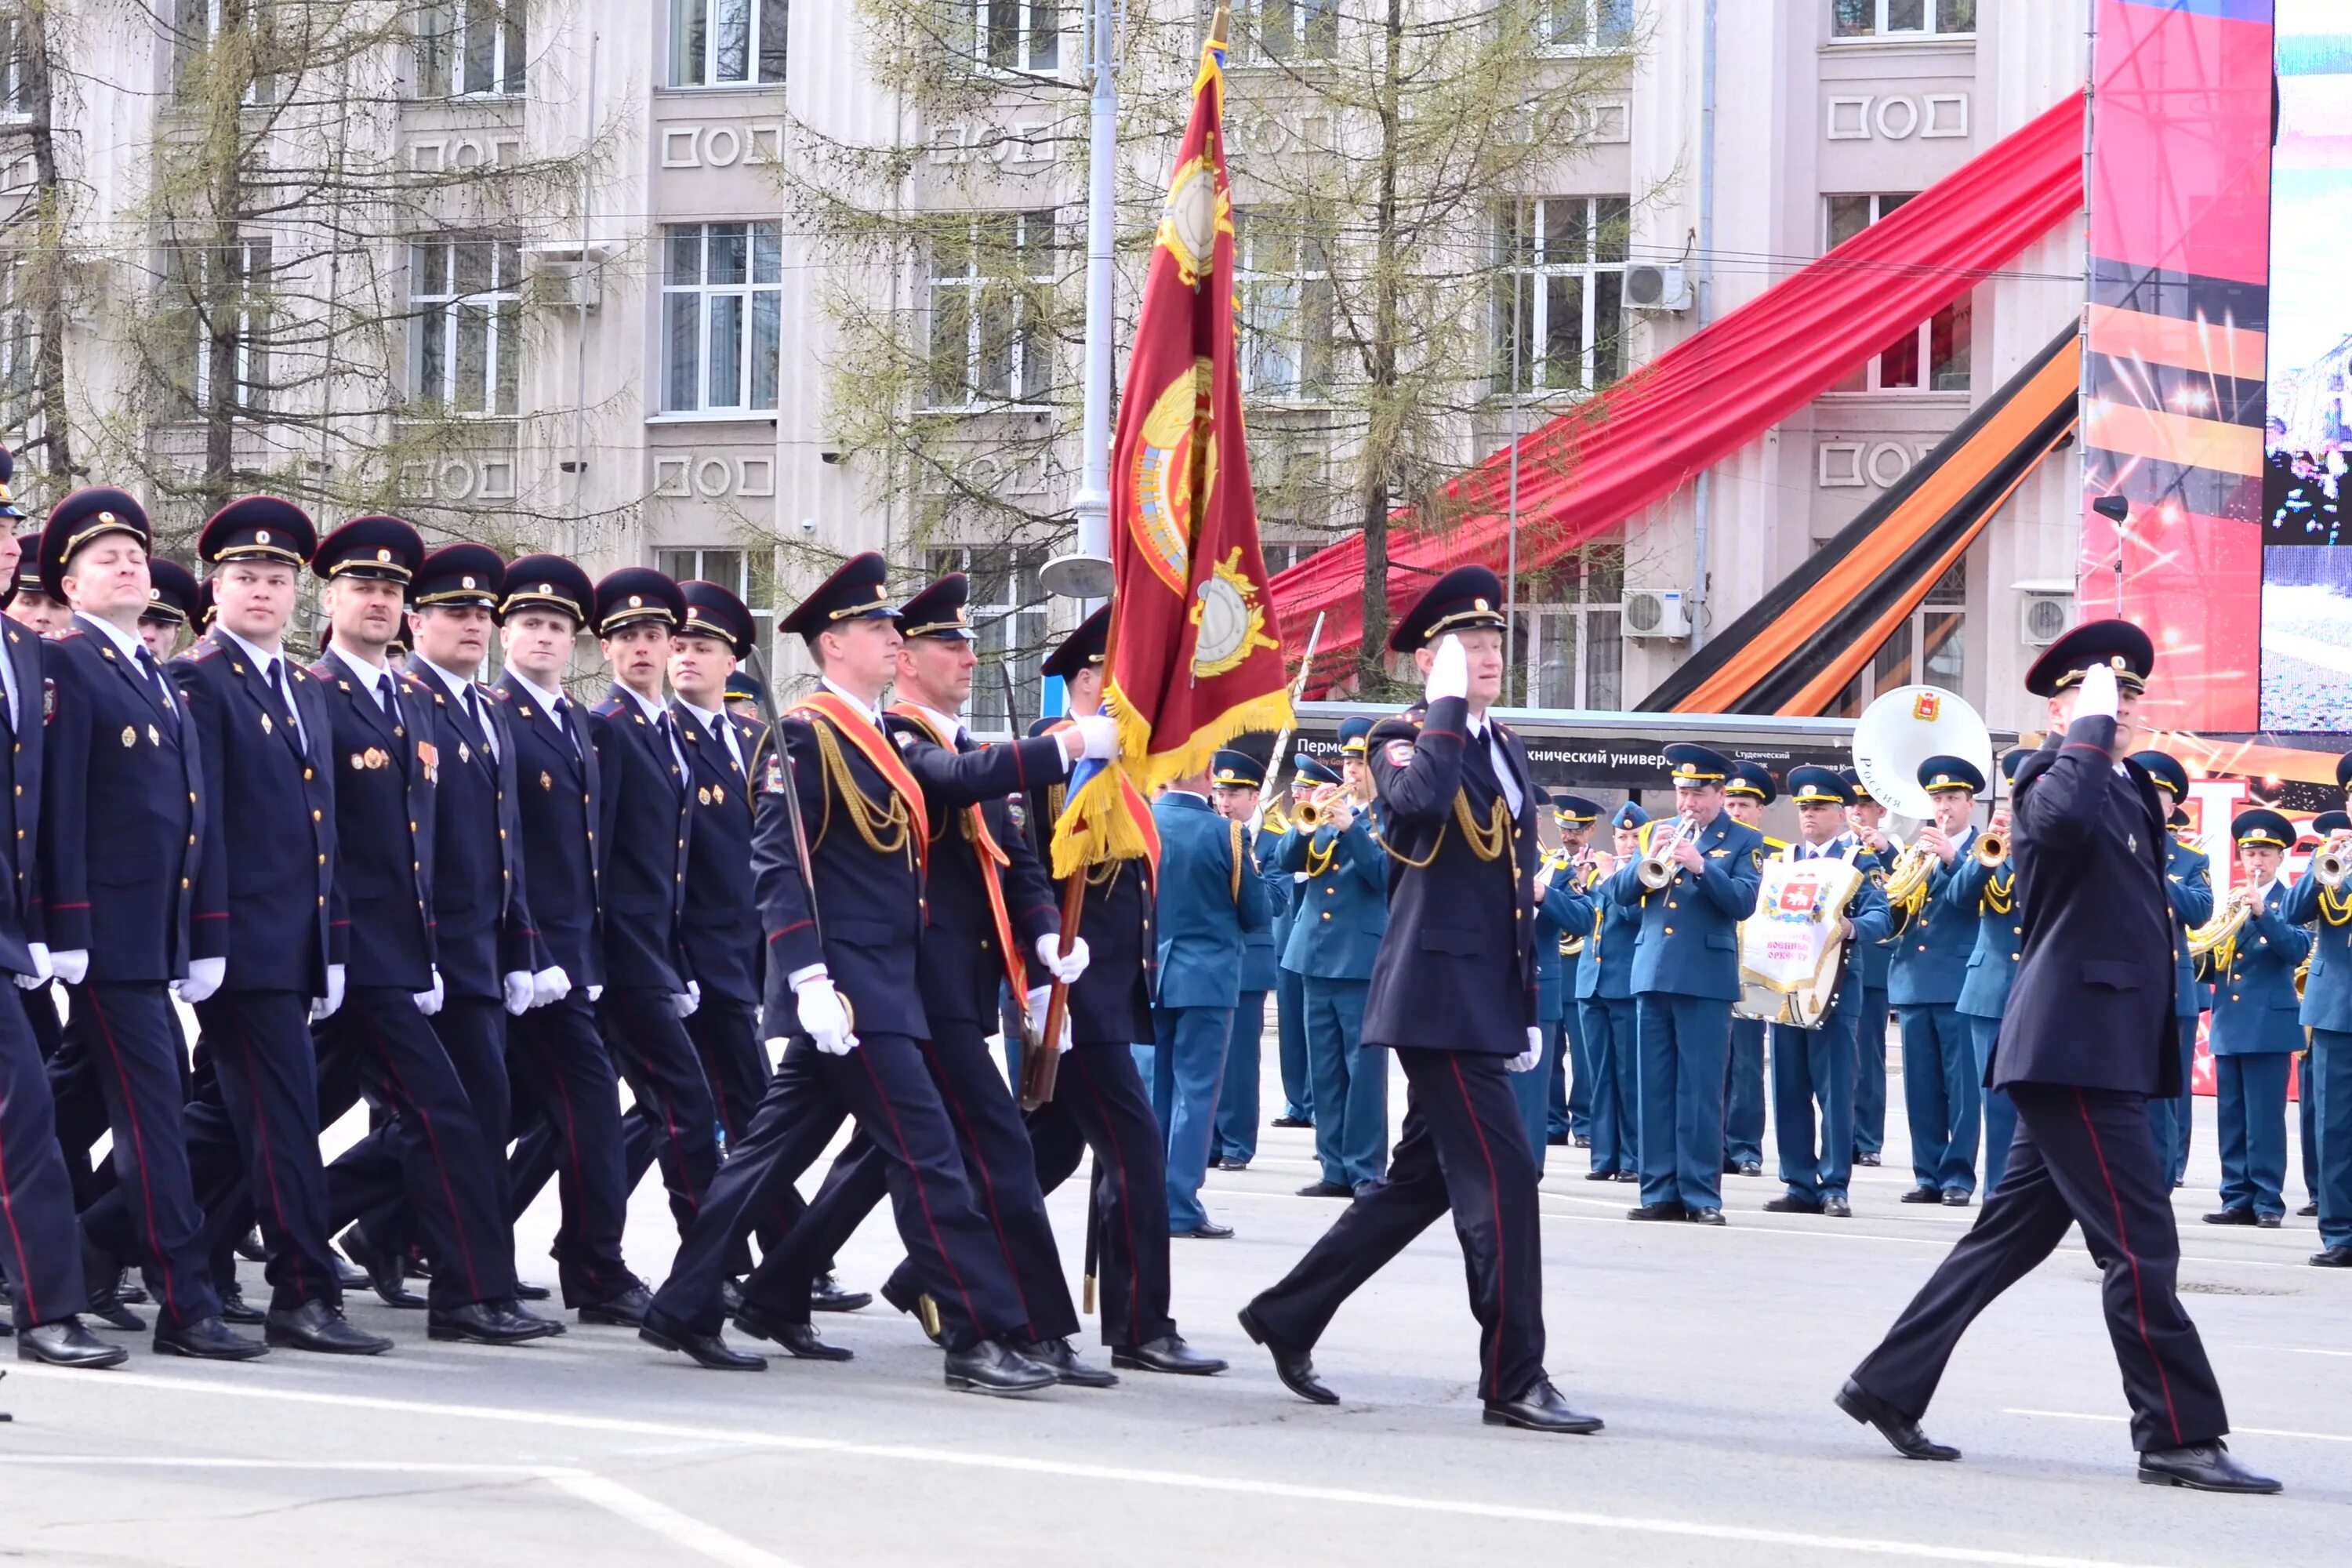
top-left (7, 1368), bottom-right (2183, 1566)
top-left (0, 1454), bottom-right (799, 1568)
top-left (2008, 1408), bottom-right (2352, 1444)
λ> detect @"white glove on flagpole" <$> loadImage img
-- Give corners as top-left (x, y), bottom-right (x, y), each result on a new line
top-left (1071, 713), bottom-right (1120, 761)
top-left (1034, 932), bottom-right (1090, 986)
top-left (793, 973), bottom-right (857, 1054)
top-left (1025, 985), bottom-right (1074, 1054)
top-left (1505, 1025), bottom-right (1544, 1074)
top-left (1424, 633), bottom-right (1468, 703)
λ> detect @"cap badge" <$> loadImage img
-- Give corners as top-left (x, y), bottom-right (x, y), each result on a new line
top-left (462, 575), bottom-right (476, 590)
top-left (256, 530), bottom-right (271, 546)
top-left (376, 548), bottom-right (391, 563)
top-left (538, 582), bottom-right (552, 594)
top-left (629, 594), bottom-right (643, 608)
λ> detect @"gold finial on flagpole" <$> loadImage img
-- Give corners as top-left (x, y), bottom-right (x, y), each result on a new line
top-left (1210, 5), bottom-right (1229, 46)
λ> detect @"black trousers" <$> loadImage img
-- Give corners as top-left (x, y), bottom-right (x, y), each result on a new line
top-left (86, 991), bottom-right (343, 1312)
top-left (676, 995), bottom-right (799, 1273)
top-left (1247, 1047), bottom-right (1546, 1403)
top-left (317, 987), bottom-right (514, 1311)
top-left (0, 982), bottom-right (88, 1328)
top-left (65, 982), bottom-right (220, 1329)
top-left (742, 1014), bottom-right (1078, 1340)
top-left (1851, 1083), bottom-right (2230, 1453)
top-left (21, 981), bottom-right (63, 1063)
top-left (504, 992), bottom-right (640, 1304)
top-left (648, 1033), bottom-right (1033, 1349)
top-left (349, 996), bottom-right (517, 1283)
top-left (597, 987), bottom-right (719, 1241)
top-left (44, 1002), bottom-right (114, 1213)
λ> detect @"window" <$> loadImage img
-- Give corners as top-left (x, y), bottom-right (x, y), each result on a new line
top-left (661, 222), bottom-right (783, 415)
top-left (978, 0), bottom-right (1059, 74)
top-left (1260, 542), bottom-right (1327, 573)
top-left (1495, 196), bottom-right (1628, 394)
top-left (1234, 0), bottom-right (1336, 64)
top-left (417, 1), bottom-right (526, 98)
top-left (1508, 540), bottom-right (1623, 710)
top-left (927, 212), bottom-right (1057, 408)
top-left (925, 545), bottom-right (1051, 736)
top-left (1831, 0), bottom-right (1974, 40)
top-left (1831, 555), bottom-right (1966, 717)
top-left (170, 0), bottom-right (281, 106)
top-left (1824, 194), bottom-right (1970, 394)
top-left (670, 0), bottom-right (788, 88)
top-left (411, 236), bottom-right (521, 416)
top-left (1539, 0), bottom-right (1634, 53)
top-left (0, 16), bottom-right (28, 119)
top-left (656, 546), bottom-right (777, 656)
top-left (0, 259), bottom-right (36, 428)
top-left (158, 238), bottom-right (271, 416)
top-left (1237, 212), bottom-right (1334, 401)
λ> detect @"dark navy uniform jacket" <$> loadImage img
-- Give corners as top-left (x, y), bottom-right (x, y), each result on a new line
top-left (0, 617), bottom-right (45, 975)
top-left (498, 675), bottom-right (604, 992)
top-left (883, 707), bottom-right (1057, 1025)
top-left (413, 663), bottom-right (540, 1000)
top-left (176, 630), bottom-right (340, 993)
top-left (1024, 720), bottom-right (1154, 1047)
top-left (308, 650), bottom-right (437, 992)
top-left (673, 701), bottom-right (766, 1009)
top-left (1994, 717), bottom-right (2178, 1095)
top-left (1605, 811), bottom-right (1765, 1001)
top-left (588, 687), bottom-right (693, 994)
top-left (1150, 790), bottom-right (1269, 1011)
top-left (42, 615), bottom-right (206, 982)
top-left (1360, 696), bottom-right (1539, 1053)
top-left (759, 697), bottom-right (1066, 1039)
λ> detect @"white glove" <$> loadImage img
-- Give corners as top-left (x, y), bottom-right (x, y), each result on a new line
top-left (2074, 659), bottom-right (2120, 720)
top-left (413, 967), bottom-right (445, 1016)
top-left (587, 984), bottom-right (604, 1003)
top-left (1034, 932), bottom-right (1089, 986)
top-left (1071, 713), bottom-right (1119, 762)
top-left (1505, 1026), bottom-right (1544, 1074)
top-left (15, 942), bottom-right (52, 989)
top-left (310, 962), bottom-right (347, 1022)
top-left (671, 982), bottom-right (700, 1018)
top-left (172, 956), bottom-right (226, 1006)
top-left (1025, 985), bottom-right (1074, 1054)
top-left (531, 966), bottom-right (572, 1007)
top-left (503, 971), bottom-right (535, 1016)
top-left (49, 949), bottom-right (89, 986)
top-left (793, 973), bottom-right (857, 1054)
top-left (1424, 633), bottom-right (1468, 703)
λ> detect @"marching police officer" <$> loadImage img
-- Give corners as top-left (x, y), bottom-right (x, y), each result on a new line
top-left (1280, 751), bottom-right (1387, 1199)
top-left (1762, 768), bottom-right (1889, 1218)
top-left (1722, 760), bottom-right (1778, 1178)
top-left (1839, 620), bottom-right (2275, 1494)
top-left (2283, 789), bottom-right (2352, 1265)
top-left (2132, 751), bottom-right (2213, 1186)
top-left (1609, 742), bottom-right (1765, 1225)
top-left (1947, 749), bottom-right (2030, 1196)
top-left (1842, 769), bottom-right (1898, 1166)
top-left (1241, 566), bottom-right (1597, 1433)
top-left (1577, 802), bottom-right (1646, 1182)
top-left (1891, 755), bottom-right (1984, 1206)
top-left (1210, 750), bottom-right (1283, 1172)
top-left (2200, 810), bottom-right (2306, 1229)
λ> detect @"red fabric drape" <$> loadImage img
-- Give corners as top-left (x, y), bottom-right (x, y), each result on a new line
top-left (1269, 93), bottom-right (2087, 688)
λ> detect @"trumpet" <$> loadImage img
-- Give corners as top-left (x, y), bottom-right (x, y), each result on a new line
top-left (1637, 814), bottom-right (1695, 891)
top-left (2187, 887), bottom-right (2255, 963)
top-left (1974, 830), bottom-right (2008, 868)
top-left (2315, 832), bottom-right (2352, 889)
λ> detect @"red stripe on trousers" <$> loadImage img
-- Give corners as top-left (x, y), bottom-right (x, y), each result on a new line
top-left (362, 1011), bottom-right (484, 1302)
top-left (229, 1007), bottom-right (310, 1303)
top-left (2073, 1087), bottom-right (2184, 1447)
top-left (918, 1035), bottom-right (1031, 1323)
top-left (1070, 1048), bottom-right (1144, 1339)
top-left (85, 989), bottom-right (183, 1323)
top-left (0, 1115), bottom-right (39, 1323)
top-left (1451, 1054), bottom-right (1509, 1400)
top-left (853, 1047), bottom-right (989, 1338)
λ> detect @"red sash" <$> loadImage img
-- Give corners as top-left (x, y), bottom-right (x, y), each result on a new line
top-left (789, 691), bottom-right (931, 877)
top-left (889, 702), bottom-right (1028, 996)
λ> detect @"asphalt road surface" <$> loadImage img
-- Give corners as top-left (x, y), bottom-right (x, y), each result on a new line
top-left (4, 1044), bottom-right (2345, 1568)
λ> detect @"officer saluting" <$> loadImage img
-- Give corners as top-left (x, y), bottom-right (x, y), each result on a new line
top-left (1240, 565), bottom-right (1601, 1435)
top-left (1838, 620), bottom-right (2278, 1494)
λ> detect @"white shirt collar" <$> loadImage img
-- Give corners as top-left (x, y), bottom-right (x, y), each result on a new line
top-left (675, 696), bottom-right (726, 735)
top-left (905, 700), bottom-right (962, 741)
top-left (818, 675), bottom-right (884, 727)
top-left (76, 612), bottom-right (146, 663)
top-left (618, 682), bottom-right (668, 725)
top-left (413, 655), bottom-right (482, 705)
top-left (328, 641), bottom-right (392, 690)
top-left (215, 623), bottom-right (285, 677)
top-left (507, 670), bottom-right (565, 711)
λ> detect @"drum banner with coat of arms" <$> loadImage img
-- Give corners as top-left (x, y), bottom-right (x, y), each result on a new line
top-left (1737, 855), bottom-right (1866, 1029)
top-left (1053, 30), bottom-right (1292, 878)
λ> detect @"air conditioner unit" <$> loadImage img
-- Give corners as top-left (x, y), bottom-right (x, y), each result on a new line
top-left (1622, 587), bottom-right (1692, 640)
top-left (520, 239), bottom-right (623, 312)
top-left (1622, 263), bottom-right (1693, 312)
top-left (2015, 580), bottom-right (2075, 648)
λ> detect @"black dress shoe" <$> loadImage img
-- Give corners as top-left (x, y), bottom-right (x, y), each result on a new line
top-left (115, 1270), bottom-right (151, 1305)
top-left (2310, 1244), bottom-right (2352, 1267)
top-left (640, 1308), bottom-right (766, 1370)
top-left (578, 1285), bottom-right (654, 1327)
top-left (1823, 1196), bottom-right (1853, 1218)
top-left (82, 1246), bottom-right (145, 1332)
top-left (154, 1316), bottom-right (269, 1361)
top-left (1626, 1202), bottom-right (1686, 1221)
top-left (338, 1224), bottom-right (426, 1309)
top-left (1213, 1157), bottom-right (1250, 1171)
top-left (721, 1277), bottom-right (746, 1316)
top-left (1686, 1207), bottom-right (1726, 1225)
top-left (1941, 1191), bottom-right (1972, 1207)
top-left (2299, 1202), bottom-right (2320, 1218)
top-left (16, 1319), bottom-right (128, 1369)
top-left (216, 1287), bottom-right (266, 1327)
top-left (499, 1301), bottom-right (565, 1336)
top-left (1030, 1336), bottom-right (1118, 1387)
top-left (264, 1301), bottom-right (393, 1356)
top-left (809, 1272), bottom-right (873, 1313)
top-left (1174, 1220), bottom-right (1234, 1239)
top-left (331, 1251), bottom-right (369, 1292)
top-left (2203, 1207), bottom-right (2258, 1225)
top-left (731, 1302), bottom-right (853, 1361)
top-left (514, 1280), bottom-right (552, 1302)
top-left (1112, 1334), bottom-right (1228, 1376)
top-left (1237, 1305), bottom-right (1337, 1404)
top-left (943, 1338), bottom-right (1055, 1396)
top-left (1271, 1114), bottom-right (1313, 1129)
top-left (1584, 1170), bottom-right (1620, 1181)
top-left (234, 1227), bottom-right (266, 1265)
top-left (1855, 1152), bottom-right (1882, 1167)
top-left (1573, 1134), bottom-right (1591, 1149)
top-left (1615, 1170), bottom-right (1640, 1182)
top-left (1483, 1379), bottom-right (1603, 1435)
top-left (2138, 1440), bottom-right (2281, 1494)
top-left (1899, 1187), bottom-right (1942, 1204)
top-left (2257, 1213), bottom-right (2284, 1229)
top-left (428, 1301), bottom-right (557, 1346)
top-left (1738, 1160), bottom-right (1764, 1178)
top-left (1762, 1195), bottom-right (1824, 1214)
top-left (1295, 1180), bottom-right (1353, 1198)
top-left (1835, 1377), bottom-right (1958, 1461)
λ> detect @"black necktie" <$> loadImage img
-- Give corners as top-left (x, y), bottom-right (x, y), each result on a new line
top-left (270, 660), bottom-right (302, 744)
top-left (467, 686), bottom-right (496, 763)
top-left (137, 647), bottom-right (177, 730)
top-left (552, 696), bottom-right (579, 757)
top-left (377, 672), bottom-right (397, 717)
